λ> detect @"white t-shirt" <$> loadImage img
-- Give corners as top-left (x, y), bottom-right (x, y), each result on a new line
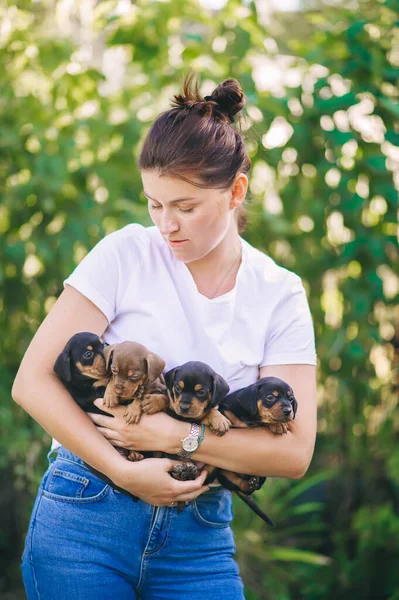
top-left (51, 224), bottom-right (317, 450)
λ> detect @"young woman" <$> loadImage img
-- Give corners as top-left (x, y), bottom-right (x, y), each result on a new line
top-left (13, 74), bottom-right (317, 599)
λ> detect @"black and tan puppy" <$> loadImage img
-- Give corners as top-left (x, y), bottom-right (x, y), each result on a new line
top-left (164, 361), bottom-right (231, 435)
top-left (212, 376), bottom-right (298, 526)
top-left (168, 374), bottom-right (297, 527)
top-left (219, 376), bottom-right (298, 435)
top-left (54, 331), bottom-right (137, 498)
top-left (163, 362), bottom-right (275, 525)
top-left (53, 331), bottom-right (111, 415)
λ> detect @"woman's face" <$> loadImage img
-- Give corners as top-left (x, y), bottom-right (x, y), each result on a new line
top-left (141, 170), bottom-right (238, 263)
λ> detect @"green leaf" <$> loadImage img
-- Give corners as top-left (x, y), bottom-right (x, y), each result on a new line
top-left (268, 547), bottom-right (332, 566)
top-left (380, 98), bottom-right (399, 119)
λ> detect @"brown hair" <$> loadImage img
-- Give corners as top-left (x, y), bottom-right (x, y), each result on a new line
top-left (138, 72), bottom-right (251, 233)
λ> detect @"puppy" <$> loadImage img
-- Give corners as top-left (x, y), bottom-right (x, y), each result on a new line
top-left (54, 331), bottom-right (137, 498)
top-left (219, 376), bottom-right (298, 435)
top-left (163, 362), bottom-right (275, 525)
top-left (102, 341), bottom-right (168, 428)
top-left (164, 361), bottom-right (231, 435)
top-left (168, 373), bottom-right (297, 527)
top-left (53, 331), bottom-right (111, 414)
top-left (213, 376), bottom-right (298, 526)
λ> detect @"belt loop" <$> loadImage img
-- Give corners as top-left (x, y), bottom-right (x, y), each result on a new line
top-left (47, 449), bottom-right (59, 464)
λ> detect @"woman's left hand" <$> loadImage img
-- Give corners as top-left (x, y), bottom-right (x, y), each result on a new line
top-left (87, 398), bottom-right (188, 454)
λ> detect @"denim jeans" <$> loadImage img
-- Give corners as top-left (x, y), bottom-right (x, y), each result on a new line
top-left (21, 447), bottom-right (245, 599)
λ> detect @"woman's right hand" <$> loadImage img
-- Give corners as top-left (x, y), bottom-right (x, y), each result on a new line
top-left (114, 457), bottom-right (209, 506)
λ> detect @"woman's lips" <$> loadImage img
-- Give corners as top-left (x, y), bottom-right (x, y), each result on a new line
top-left (168, 239), bottom-right (188, 248)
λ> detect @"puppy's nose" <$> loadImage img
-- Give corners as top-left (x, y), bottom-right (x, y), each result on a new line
top-left (115, 385), bottom-right (124, 394)
top-left (283, 406), bottom-right (292, 416)
top-left (180, 404), bottom-right (191, 414)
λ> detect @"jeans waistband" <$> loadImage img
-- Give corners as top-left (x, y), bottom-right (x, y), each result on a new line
top-left (48, 447), bottom-right (224, 494)
top-left (48, 447), bottom-right (87, 467)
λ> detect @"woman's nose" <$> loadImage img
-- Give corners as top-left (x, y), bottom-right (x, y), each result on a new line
top-left (159, 212), bottom-right (179, 235)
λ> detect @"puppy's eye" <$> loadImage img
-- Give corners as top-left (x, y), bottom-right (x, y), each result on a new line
top-left (196, 390), bottom-right (208, 399)
top-left (83, 351), bottom-right (93, 359)
top-left (130, 374), bottom-right (142, 381)
top-left (111, 366), bottom-right (118, 374)
top-left (174, 385), bottom-right (181, 394)
top-left (267, 395), bottom-right (275, 402)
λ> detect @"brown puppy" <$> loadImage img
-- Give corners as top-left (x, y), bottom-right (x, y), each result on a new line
top-left (103, 340), bottom-right (168, 428)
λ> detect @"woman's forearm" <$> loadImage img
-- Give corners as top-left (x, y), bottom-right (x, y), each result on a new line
top-left (12, 372), bottom-right (128, 482)
top-left (168, 421), bottom-right (307, 479)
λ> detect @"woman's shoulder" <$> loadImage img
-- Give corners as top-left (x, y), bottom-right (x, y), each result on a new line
top-left (98, 223), bottom-right (163, 256)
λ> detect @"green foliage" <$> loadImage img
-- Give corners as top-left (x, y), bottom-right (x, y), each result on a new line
top-left (1, 0), bottom-right (398, 597)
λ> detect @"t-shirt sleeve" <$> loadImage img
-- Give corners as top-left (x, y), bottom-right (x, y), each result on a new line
top-left (260, 274), bottom-right (317, 367)
top-left (63, 231), bottom-right (121, 323)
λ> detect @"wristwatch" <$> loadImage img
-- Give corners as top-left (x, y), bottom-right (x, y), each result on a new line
top-left (178, 423), bottom-right (205, 459)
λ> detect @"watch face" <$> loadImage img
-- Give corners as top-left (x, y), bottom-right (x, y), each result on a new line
top-left (183, 437), bottom-right (198, 452)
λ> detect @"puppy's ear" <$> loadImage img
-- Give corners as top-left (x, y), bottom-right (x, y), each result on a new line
top-left (236, 383), bottom-right (259, 419)
top-left (103, 344), bottom-right (117, 371)
top-left (54, 351), bottom-right (71, 383)
top-left (145, 352), bottom-right (166, 383)
top-left (210, 373), bottom-right (230, 408)
top-left (164, 367), bottom-right (179, 391)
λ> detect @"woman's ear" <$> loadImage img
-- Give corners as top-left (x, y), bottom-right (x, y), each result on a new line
top-left (229, 172), bottom-right (248, 210)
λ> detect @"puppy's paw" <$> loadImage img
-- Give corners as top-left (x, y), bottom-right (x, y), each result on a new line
top-left (208, 413), bottom-right (231, 436)
top-left (127, 451), bottom-right (144, 461)
top-left (170, 462), bottom-right (200, 481)
top-left (247, 476), bottom-right (262, 493)
top-left (268, 422), bottom-right (289, 435)
top-left (123, 403), bottom-right (142, 425)
top-left (115, 447), bottom-right (130, 460)
top-left (142, 393), bottom-right (168, 415)
top-left (102, 388), bottom-right (119, 409)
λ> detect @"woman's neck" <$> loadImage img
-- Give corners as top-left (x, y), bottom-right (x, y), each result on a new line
top-left (186, 229), bottom-right (242, 299)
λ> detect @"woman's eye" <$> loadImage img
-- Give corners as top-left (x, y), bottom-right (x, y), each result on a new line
top-left (83, 351), bottom-right (93, 359)
top-left (150, 204), bottom-right (161, 210)
top-left (179, 207), bottom-right (194, 214)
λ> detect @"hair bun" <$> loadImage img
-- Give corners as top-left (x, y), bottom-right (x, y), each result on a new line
top-left (170, 73), bottom-right (245, 124)
top-left (210, 79), bottom-right (245, 123)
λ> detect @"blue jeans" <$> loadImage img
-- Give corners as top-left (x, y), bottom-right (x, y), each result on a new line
top-left (21, 447), bottom-right (245, 599)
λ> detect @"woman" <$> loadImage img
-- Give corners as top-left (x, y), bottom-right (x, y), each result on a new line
top-left (13, 74), bottom-right (317, 599)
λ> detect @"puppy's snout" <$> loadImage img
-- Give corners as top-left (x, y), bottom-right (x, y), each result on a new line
top-left (115, 384), bottom-right (125, 394)
top-left (180, 404), bottom-right (191, 414)
top-left (282, 405), bottom-right (292, 416)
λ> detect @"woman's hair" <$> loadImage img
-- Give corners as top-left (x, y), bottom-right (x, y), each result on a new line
top-left (138, 72), bottom-right (251, 233)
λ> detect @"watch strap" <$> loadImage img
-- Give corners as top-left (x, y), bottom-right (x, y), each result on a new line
top-left (178, 423), bottom-right (204, 459)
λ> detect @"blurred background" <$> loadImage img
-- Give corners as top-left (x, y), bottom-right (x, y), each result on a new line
top-left (1, 0), bottom-right (398, 598)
